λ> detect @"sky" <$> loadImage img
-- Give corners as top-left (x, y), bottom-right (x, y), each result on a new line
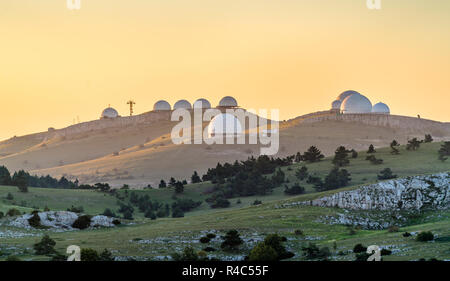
top-left (0, 0), bottom-right (449, 141)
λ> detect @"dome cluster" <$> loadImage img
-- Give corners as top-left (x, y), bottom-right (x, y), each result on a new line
top-left (331, 90), bottom-right (390, 115)
top-left (100, 96), bottom-right (239, 120)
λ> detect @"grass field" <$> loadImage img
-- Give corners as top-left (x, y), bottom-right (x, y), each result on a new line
top-left (0, 142), bottom-right (449, 261)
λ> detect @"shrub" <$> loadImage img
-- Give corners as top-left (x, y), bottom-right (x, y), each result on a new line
top-left (252, 200), bottom-right (262, 206)
top-left (248, 243), bottom-right (278, 261)
top-left (172, 207), bottom-right (184, 218)
top-left (81, 248), bottom-right (99, 261)
top-left (284, 183), bottom-right (305, 195)
top-left (203, 247), bottom-right (216, 252)
top-left (144, 210), bottom-right (157, 220)
top-left (294, 229), bottom-right (304, 236)
top-left (67, 205), bottom-right (84, 213)
top-left (402, 232), bottom-right (411, 237)
top-left (6, 208), bottom-right (21, 216)
top-left (34, 234), bottom-right (56, 255)
top-left (380, 249), bottom-right (392, 256)
top-left (123, 210), bottom-right (134, 220)
top-left (72, 215), bottom-right (92, 230)
top-left (199, 237), bottom-right (211, 244)
top-left (378, 168), bottom-right (397, 180)
top-left (416, 231), bottom-right (434, 242)
top-left (171, 246), bottom-right (199, 261)
top-left (221, 230), bottom-right (243, 252)
top-left (102, 208), bottom-right (116, 218)
top-left (301, 243), bottom-right (330, 260)
top-left (353, 244), bottom-right (367, 253)
top-left (206, 233), bottom-right (216, 239)
top-left (388, 225), bottom-right (400, 233)
top-left (6, 193), bottom-right (14, 200)
top-left (28, 212), bottom-right (42, 228)
top-left (355, 252), bottom-right (370, 261)
top-left (112, 219), bottom-right (121, 225)
top-left (99, 249), bottom-right (114, 261)
top-left (0, 212), bottom-right (3, 219)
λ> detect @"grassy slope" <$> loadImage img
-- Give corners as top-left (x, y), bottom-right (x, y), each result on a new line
top-left (0, 142), bottom-right (449, 261)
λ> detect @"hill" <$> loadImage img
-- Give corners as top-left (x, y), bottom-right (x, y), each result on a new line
top-left (0, 110), bottom-right (449, 187)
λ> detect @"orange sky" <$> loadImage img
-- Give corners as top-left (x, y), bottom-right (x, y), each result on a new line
top-left (1, 0), bottom-right (449, 141)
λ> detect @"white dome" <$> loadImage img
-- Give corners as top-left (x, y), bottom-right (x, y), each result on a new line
top-left (372, 102), bottom-right (390, 114)
top-left (337, 90), bottom-right (361, 102)
top-left (218, 96), bottom-right (238, 107)
top-left (173, 99), bottom-right (192, 110)
top-left (331, 100), bottom-right (342, 110)
top-left (340, 93), bottom-right (372, 114)
top-left (207, 113), bottom-right (243, 137)
top-left (153, 100), bottom-right (171, 111)
top-left (101, 107), bottom-right (119, 119)
top-left (193, 98), bottom-right (211, 109)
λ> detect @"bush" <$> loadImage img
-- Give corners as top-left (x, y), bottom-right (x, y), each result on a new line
top-left (221, 230), bottom-right (243, 252)
top-left (203, 247), bottom-right (216, 252)
top-left (199, 237), bottom-right (211, 244)
top-left (252, 200), bottom-right (262, 206)
top-left (67, 205), bottom-right (84, 213)
top-left (206, 233), bottom-right (216, 239)
top-left (123, 210), bottom-right (134, 220)
top-left (81, 248), bottom-right (99, 261)
top-left (355, 252), bottom-right (370, 261)
top-left (6, 208), bottom-right (21, 216)
top-left (294, 229), bottom-right (304, 236)
top-left (6, 193), bottom-right (13, 200)
top-left (301, 243), bottom-right (330, 260)
top-left (144, 210), bottom-right (157, 220)
top-left (28, 212), bottom-right (42, 228)
top-left (72, 215), bottom-right (92, 230)
top-left (171, 246), bottom-right (199, 261)
top-left (112, 219), bottom-right (121, 225)
top-left (99, 249), bottom-right (114, 261)
top-left (380, 249), bottom-right (392, 256)
top-left (353, 243), bottom-right (367, 253)
top-left (388, 226), bottom-right (400, 233)
top-left (284, 183), bottom-right (305, 195)
top-left (34, 234), bottom-right (56, 255)
top-left (402, 232), bottom-right (411, 237)
top-left (172, 207), bottom-right (184, 218)
top-left (416, 231), bottom-right (434, 242)
top-left (378, 168), bottom-right (398, 180)
top-left (248, 242), bottom-right (278, 261)
top-left (102, 208), bottom-right (116, 218)
top-left (0, 212), bottom-right (3, 219)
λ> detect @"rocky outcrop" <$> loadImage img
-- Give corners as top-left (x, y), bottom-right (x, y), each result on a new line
top-left (9, 211), bottom-right (116, 230)
top-left (282, 173), bottom-right (450, 211)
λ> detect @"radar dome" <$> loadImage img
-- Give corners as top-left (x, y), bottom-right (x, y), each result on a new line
top-left (340, 94), bottom-right (372, 114)
top-left (218, 96), bottom-right (238, 107)
top-left (193, 98), bottom-right (211, 109)
top-left (207, 113), bottom-right (243, 137)
top-left (337, 90), bottom-right (361, 102)
top-left (331, 100), bottom-right (342, 110)
top-left (153, 100), bottom-right (171, 111)
top-left (101, 107), bottom-right (119, 119)
top-left (174, 100), bottom-right (192, 110)
top-left (372, 102), bottom-right (390, 114)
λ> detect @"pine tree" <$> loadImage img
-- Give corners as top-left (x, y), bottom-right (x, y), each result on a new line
top-left (0, 166), bottom-right (11, 185)
top-left (295, 166), bottom-right (308, 181)
top-left (174, 181), bottom-right (184, 194)
top-left (438, 141), bottom-right (450, 161)
top-left (367, 144), bottom-right (376, 153)
top-left (406, 138), bottom-right (422, 151)
top-left (159, 179), bottom-right (166, 188)
top-left (424, 134), bottom-right (433, 143)
top-left (390, 140), bottom-right (400, 155)
top-left (221, 230), bottom-right (243, 252)
top-left (377, 168), bottom-right (397, 180)
top-left (332, 146), bottom-right (350, 167)
top-left (14, 170), bottom-right (29, 193)
top-left (294, 152), bottom-right (303, 163)
top-left (303, 146), bottom-right (324, 163)
top-left (191, 171), bottom-right (201, 183)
